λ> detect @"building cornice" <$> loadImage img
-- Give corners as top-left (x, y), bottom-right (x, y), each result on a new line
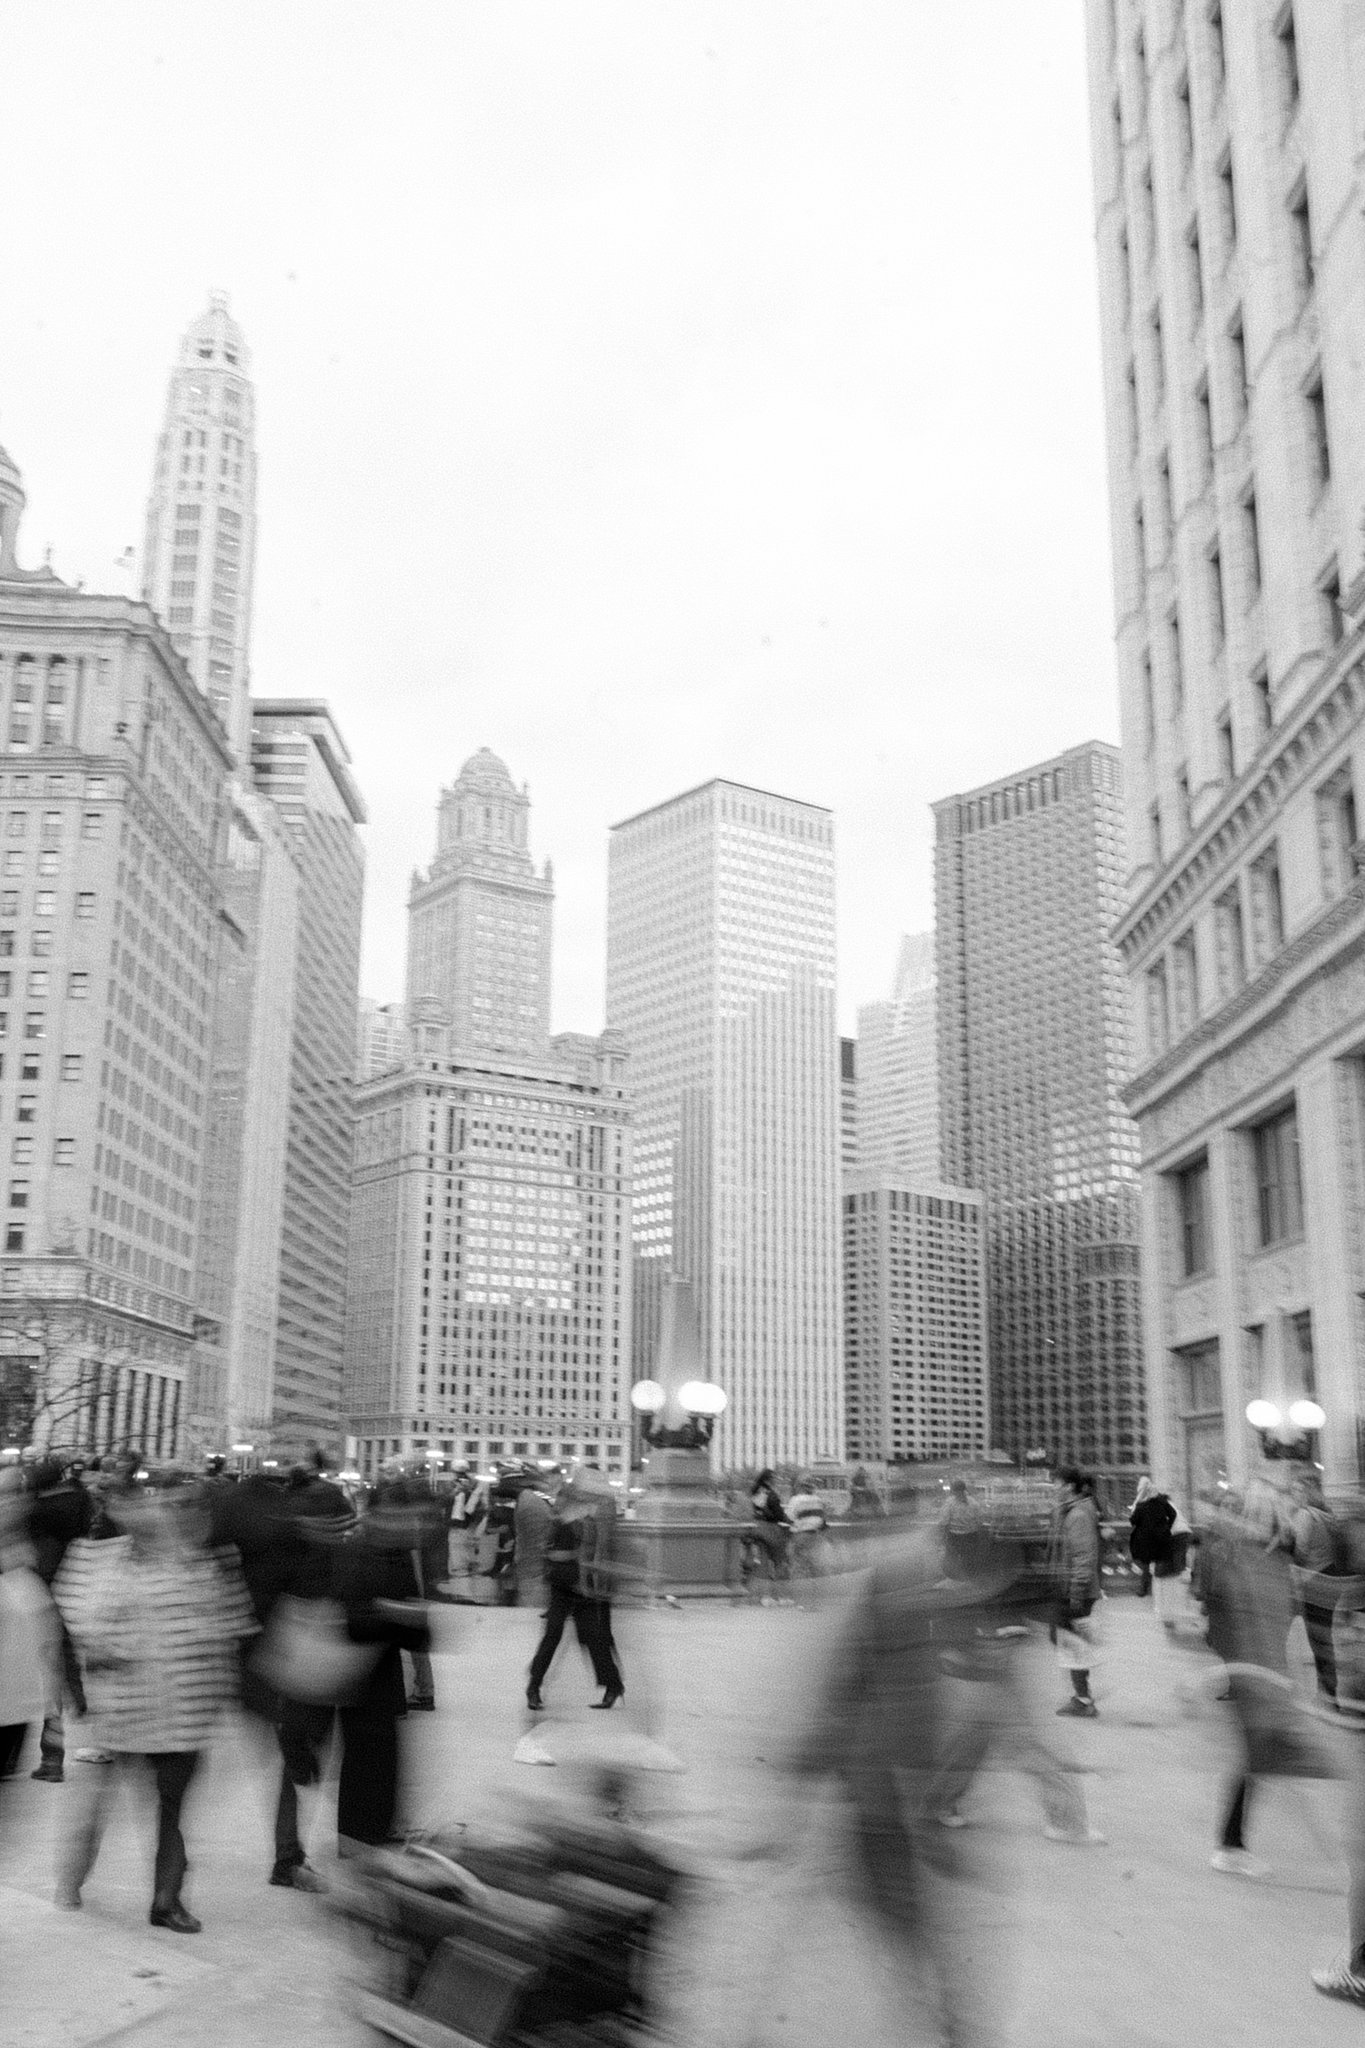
top-left (1114, 626), bottom-right (1365, 965)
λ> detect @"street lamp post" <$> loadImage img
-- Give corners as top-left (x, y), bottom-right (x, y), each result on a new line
top-left (1246, 1398), bottom-right (1324, 1463)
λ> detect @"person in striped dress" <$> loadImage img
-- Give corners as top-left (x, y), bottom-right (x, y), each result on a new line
top-left (51, 1470), bottom-right (257, 1932)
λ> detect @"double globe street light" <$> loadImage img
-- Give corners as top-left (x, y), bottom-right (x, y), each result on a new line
top-left (1246, 1397), bottom-right (1326, 1461)
top-left (630, 1376), bottom-right (728, 1451)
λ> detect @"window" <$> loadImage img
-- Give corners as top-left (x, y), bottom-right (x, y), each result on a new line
top-left (30, 930), bottom-right (50, 958)
top-left (1126, 361), bottom-right (1139, 456)
top-left (26, 971), bottom-right (47, 997)
top-left (1253, 1104), bottom-right (1303, 1246)
top-left (54, 1139), bottom-right (75, 1167)
top-left (1172, 925), bottom-right (1201, 1031)
top-left (5, 1227), bottom-right (24, 1253)
top-left (81, 812), bottom-right (102, 841)
top-left (1228, 314), bottom-right (1248, 425)
top-left (9, 1181), bottom-right (29, 1210)
top-left (23, 1010), bottom-right (43, 1041)
top-left (37, 851), bottom-right (58, 876)
top-left (3, 852), bottom-right (23, 878)
top-left (1319, 566), bottom-right (1344, 648)
top-left (1217, 149), bottom-right (1237, 257)
top-left (1252, 666), bottom-right (1273, 737)
top-left (1175, 71), bottom-right (1193, 167)
top-left (1176, 766), bottom-right (1194, 838)
top-left (1276, 6), bottom-right (1300, 114)
top-left (1215, 884), bottom-right (1247, 992)
top-left (1157, 454), bottom-right (1174, 549)
top-left (1150, 304), bottom-right (1165, 402)
top-left (75, 892), bottom-right (95, 919)
top-left (2, 893), bottom-right (17, 916)
top-left (1150, 801), bottom-right (1164, 866)
top-left (35, 891), bottom-right (54, 916)
top-left (67, 972), bottom-right (89, 1000)
top-left (0, 932), bottom-right (10, 959)
top-left (0, 974), bottom-right (9, 1000)
top-left (1306, 373), bottom-right (1330, 491)
top-left (16, 1095), bottom-right (35, 1124)
top-left (1242, 491), bottom-right (1262, 599)
top-left (1208, 544), bottom-right (1225, 648)
top-left (1316, 766), bottom-right (1359, 896)
top-left (20, 1053), bottom-right (39, 1081)
top-left (1147, 958), bottom-right (1171, 1050)
top-left (1169, 608), bottom-right (1184, 710)
top-left (61, 1054), bottom-right (82, 1081)
top-left (1176, 1157), bottom-right (1211, 1277)
top-left (1208, 3), bottom-right (1225, 97)
top-left (11, 1138), bottom-right (32, 1164)
top-left (1186, 219), bottom-right (1204, 326)
top-left (1195, 376), bottom-right (1214, 480)
top-left (1134, 501), bottom-right (1147, 593)
top-left (1289, 179), bottom-right (1314, 298)
top-left (1142, 653), bottom-right (1156, 751)
top-left (1250, 843), bottom-right (1285, 957)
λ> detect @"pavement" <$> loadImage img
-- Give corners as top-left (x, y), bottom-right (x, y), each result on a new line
top-left (2, 1575), bottom-right (1365, 2047)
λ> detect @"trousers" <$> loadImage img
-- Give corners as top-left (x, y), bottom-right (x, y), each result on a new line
top-left (62, 1750), bottom-right (200, 1909)
top-left (528, 1588), bottom-right (622, 1693)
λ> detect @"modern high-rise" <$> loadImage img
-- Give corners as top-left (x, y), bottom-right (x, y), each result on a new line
top-left (856, 932), bottom-right (940, 1182)
top-left (934, 743), bottom-right (1145, 1498)
top-left (141, 292), bottom-right (257, 765)
top-left (0, 444), bottom-right (232, 1458)
top-left (356, 997), bottom-right (408, 1081)
top-left (840, 1037), bottom-right (857, 1176)
top-left (843, 1176), bottom-right (987, 1465)
top-left (607, 778), bottom-right (842, 1470)
top-left (1085, 2), bottom-right (1365, 1494)
top-left (345, 1017), bottom-right (633, 1482)
top-left (251, 700), bottom-right (366, 1453)
top-left (406, 749), bottom-right (553, 1057)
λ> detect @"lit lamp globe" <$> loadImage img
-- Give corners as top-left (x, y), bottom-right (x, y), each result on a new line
top-left (629, 1380), bottom-right (667, 1418)
top-left (1289, 1399), bottom-right (1326, 1432)
top-left (678, 1382), bottom-right (727, 1420)
top-left (1246, 1401), bottom-right (1283, 1432)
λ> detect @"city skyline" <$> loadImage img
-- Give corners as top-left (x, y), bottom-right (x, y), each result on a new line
top-left (0, 5), bottom-right (1117, 1040)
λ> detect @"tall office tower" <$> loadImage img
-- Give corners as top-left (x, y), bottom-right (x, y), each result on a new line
top-left (840, 1037), bottom-right (857, 1176)
top-left (934, 744), bottom-right (1145, 1499)
top-left (356, 997), bottom-right (408, 1081)
top-left (345, 1020), bottom-right (632, 1483)
top-left (406, 749), bottom-right (553, 1056)
top-left (251, 701), bottom-right (365, 1452)
top-left (0, 446), bottom-right (231, 1458)
top-left (141, 293), bottom-right (257, 765)
top-left (856, 932), bottom-right (941, 1181)
top-left (1085, 2), bottom-right (1365, 1494)
top-left (843, 1176), bottom-right (987, 1465)
top-left (191, 789), bottom-right (298, 1449)
top-left (606, 779), bottom-right (842, 1470)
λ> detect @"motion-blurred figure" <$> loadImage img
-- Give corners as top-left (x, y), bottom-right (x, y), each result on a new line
top-left (0, 1467), bottom-right (54, 1800)
top-left (526, 1467), bottom-right (623, 1712)
top-left (750, 1468), bottom-right (791, 1591)
top-left (1274, 1467), bottom-right (1341, 1704)
top-left (1127, 1476), bottom-right (1175, 1603)
top-left (1052, 1469), bottom-right (1103, 1718)
top-left (53, 1472), bottom-right (257, 1931)
top-left (333, 1489), bottom-right (430, 1854)
top-left (513, 1469), bottom-right (553, 1609)
top-left (23, 1456), bottom-right (93, 1781)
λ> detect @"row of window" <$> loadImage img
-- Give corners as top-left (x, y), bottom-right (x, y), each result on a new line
top-left (1174, 1099), bottom-right (1302, 1279)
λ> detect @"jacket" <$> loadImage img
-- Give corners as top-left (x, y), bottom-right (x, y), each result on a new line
top-left (1056, 1495), bottom-right (1102, 1619)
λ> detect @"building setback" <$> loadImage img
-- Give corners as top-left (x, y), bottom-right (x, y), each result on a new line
top-left (0, 446), bottom-right (232, 1458)
top-left (406, 749), bottom-right (553, 1057)
top-left (251, 700), bottom-right (365, 1454)
top-left (356, 997), bottom-right (408, 1081)
top-left (843, 1176), bottom-right (988, 1466)
top-left (345, 1019), bottom-right (632, 1482)
top-left (934, 742), bottom-right (1146, 1497)
top-left (856, 931), bottom-right (940, 1183)
top-left (607, 778), bottom-right (842, 1471)
top-left (1084, 0), bottom-right (1365, 1495)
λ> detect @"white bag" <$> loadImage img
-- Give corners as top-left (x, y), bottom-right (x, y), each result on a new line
top-left (249, 1595), bottom-right (379, 1706)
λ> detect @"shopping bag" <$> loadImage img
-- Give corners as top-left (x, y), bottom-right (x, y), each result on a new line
top-left (249, 1594), bottom-right (379, 1706)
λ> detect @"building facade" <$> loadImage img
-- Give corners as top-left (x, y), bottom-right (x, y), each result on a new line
top-left (251, 700), bottom-right (366, 1454)
top-left (856, 931), bottom-right (941, 1183)
top-left (0, 446), bottom-right (231, 1458)
top-left (1085, 0), bottom-right (1365, 1494)
top-left (141, 293), bottom-right (257, 766)
top-left (934, 743), bottom-right (1146, 1496)
top-left (406, 750), bottom-right (553, 1057)
top-left (356, 997), bottom-right (408, 1081)
top-left (606, 778), bottom-right (842, 1471)
top-left (843, 1175), bottom-right (988, 1465)
top-left (840, 1036), bottom-right (857, 1176)
top-left (345, 1019), bottom-right (632, 1481)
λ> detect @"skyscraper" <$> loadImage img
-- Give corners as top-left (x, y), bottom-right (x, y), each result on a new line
top-left (0, 445), bottom-right (232, 1458)
top-left (141, 292), bottom-right (257, 765)
top-left (251, 700), bottom-right (366, 1452)
top-left (839, 1037), bottom-right (857, 1177)
top-left (1084, 2), bottom-right (1365, 1493)
top-left (607, 779), bottom-right (842, 1470)
top-left (934, 743), bottom-right (1145, 1497)
top-left (856, 931), bottom-right (940, 1182)
top-left (843, 1176), bottom-right (987, 1466)
top-left (406, 749), bottom-right (553, 1056)
top-left (355, 997), bottom-right (408, 1081)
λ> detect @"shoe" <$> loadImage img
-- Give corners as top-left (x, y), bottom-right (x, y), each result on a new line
top-left (406, 1696), bottom-right (436, 1712)
top-left (30, 1764), bottom-right (64, 1783)
top-left (526, 1686), bottom-right (545, 1711)
top-left (1056, 1699), bottom-right (1098, 1718)
top-left (71, 1747), bottom-right (113, 1765)
top-left (1043, 1825), bottom-right (1107, 1846)
top-left (149, 1903), bottom-right (202, 1933)
top-left (1313, 1952), bottom-right (1365, 2005)
top-left (935, 1810), bottom-right (969, 1829)
top-left (590, 1687), bottom-right (624, 1710)
top-left (270, 1861), bottom-right (327, 1893)
top-left (1210, 1849), bottom-right (1269, 1879)
top-left (53, 1888), bottom-right (81, 1911)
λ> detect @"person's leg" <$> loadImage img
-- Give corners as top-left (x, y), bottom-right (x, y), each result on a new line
top-left (0, 1723), bottom-right (26, 1779)
top-left (1304, 1602), bottom-right (1339, 1702)
top-left (574, 1598), bottom-right (623, 1694)
top-left (57, 1753), bottom-right (120, 1904)
top-left (407, 1647), bottom-right (435, 1705)
top-left (528, 1588), bottom-right (572, 1694)
top-left (1219, 1776), bottom-right (1251, 1851)
top-left (337, 1713), bottom-right (398, 1848)
top-left (272, 1706), bottom-right (331, 1877)
top-left (150, 1751), bottom-right (200, 1913)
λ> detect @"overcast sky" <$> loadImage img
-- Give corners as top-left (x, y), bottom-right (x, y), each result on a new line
top-left (0, 2), bottom-right (1115, 1035)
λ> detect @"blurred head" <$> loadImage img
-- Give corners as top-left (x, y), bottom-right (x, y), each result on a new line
top-left (1058, 1467), bottom-right (1091, 1502)
top-left (754, 1469), bottom-right (775, 1490)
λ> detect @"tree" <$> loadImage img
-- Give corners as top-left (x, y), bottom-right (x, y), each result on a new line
top-left (0, 1299), bottom-right (135, 1457)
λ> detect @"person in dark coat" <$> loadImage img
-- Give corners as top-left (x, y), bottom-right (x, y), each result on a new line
top-left (1128, 1476), bottom-right (1177, 1600)
top-left (25, 1458), bottom-right (93, 1781)
top-left (334, 1496), bottom-right (429, 1852)
top-left (526, 1470), bottom-right (624, 1711)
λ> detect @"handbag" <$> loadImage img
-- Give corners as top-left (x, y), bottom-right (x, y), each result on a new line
top-left (249, 1594), bottom-right (380, 1707)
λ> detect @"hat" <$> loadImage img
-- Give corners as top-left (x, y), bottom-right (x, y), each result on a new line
top-left (565, 1463), bottom-right (614, 1501)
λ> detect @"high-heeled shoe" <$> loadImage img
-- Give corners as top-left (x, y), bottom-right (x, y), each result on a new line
top-left (526, 1685), bottom-right (546, 1711)
top-left (590, 1686), bottom-right (624, 1710)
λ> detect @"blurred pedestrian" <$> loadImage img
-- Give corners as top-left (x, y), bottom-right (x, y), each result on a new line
top-left (787, 1475), bottom-right (833, 1578)
top-left (333, 1490), bottom-right (429, 1853)
top-left (53, 1472), bottom-right (257, 1931)
top-left (750, 1469), bottom-right (791, 1591)
top-left (1127, 1475), bottom-right (1175, 1601)
top-left (23, 1456), bottom-right (93, 1781)
top-left (1052, 1469), bottom-right (1102, 1717)
top-left (514, 1470), bottom-right (554, 1609)
top-left (1275, 1467), bottom-right (1341, 1704)
top-left (0, 1467), bottom-right (54, 1797)
top-left (526, 1467), bottom-right (623, 1711)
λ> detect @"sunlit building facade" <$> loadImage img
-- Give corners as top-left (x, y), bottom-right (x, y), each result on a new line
top-left (856, 931), bottom-right (940, 1183)
top-left (606, 778), bottom-right (842, 1471)
top-left (1085, 0), bottom-right (1365, 1494)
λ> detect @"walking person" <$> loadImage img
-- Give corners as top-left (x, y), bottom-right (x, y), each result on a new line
top-left (25, 1457), bottom-right (94, 1781)
top-left (333, 1490), bottom-right (430, 1854)
top-left (526, 1468), bottom-right (623, 1711)
top-left (1275, 1467), bottom-right (1341, 1705)
top-left (513, 1470), bottom-right (554, 1610)
top-left (750, 1469), bottom-right (792, 1594)
top-left (1052, 1469), bottom-right (1103, 1718)
top-left (1127, 1476), bottom-right (1175, 1602)
top-left (52, 1471), bottom-right (257, 1931)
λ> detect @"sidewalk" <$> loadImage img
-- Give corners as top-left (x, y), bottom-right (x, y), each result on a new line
top-left (1, 1590), bottom-right (1362, 2046)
